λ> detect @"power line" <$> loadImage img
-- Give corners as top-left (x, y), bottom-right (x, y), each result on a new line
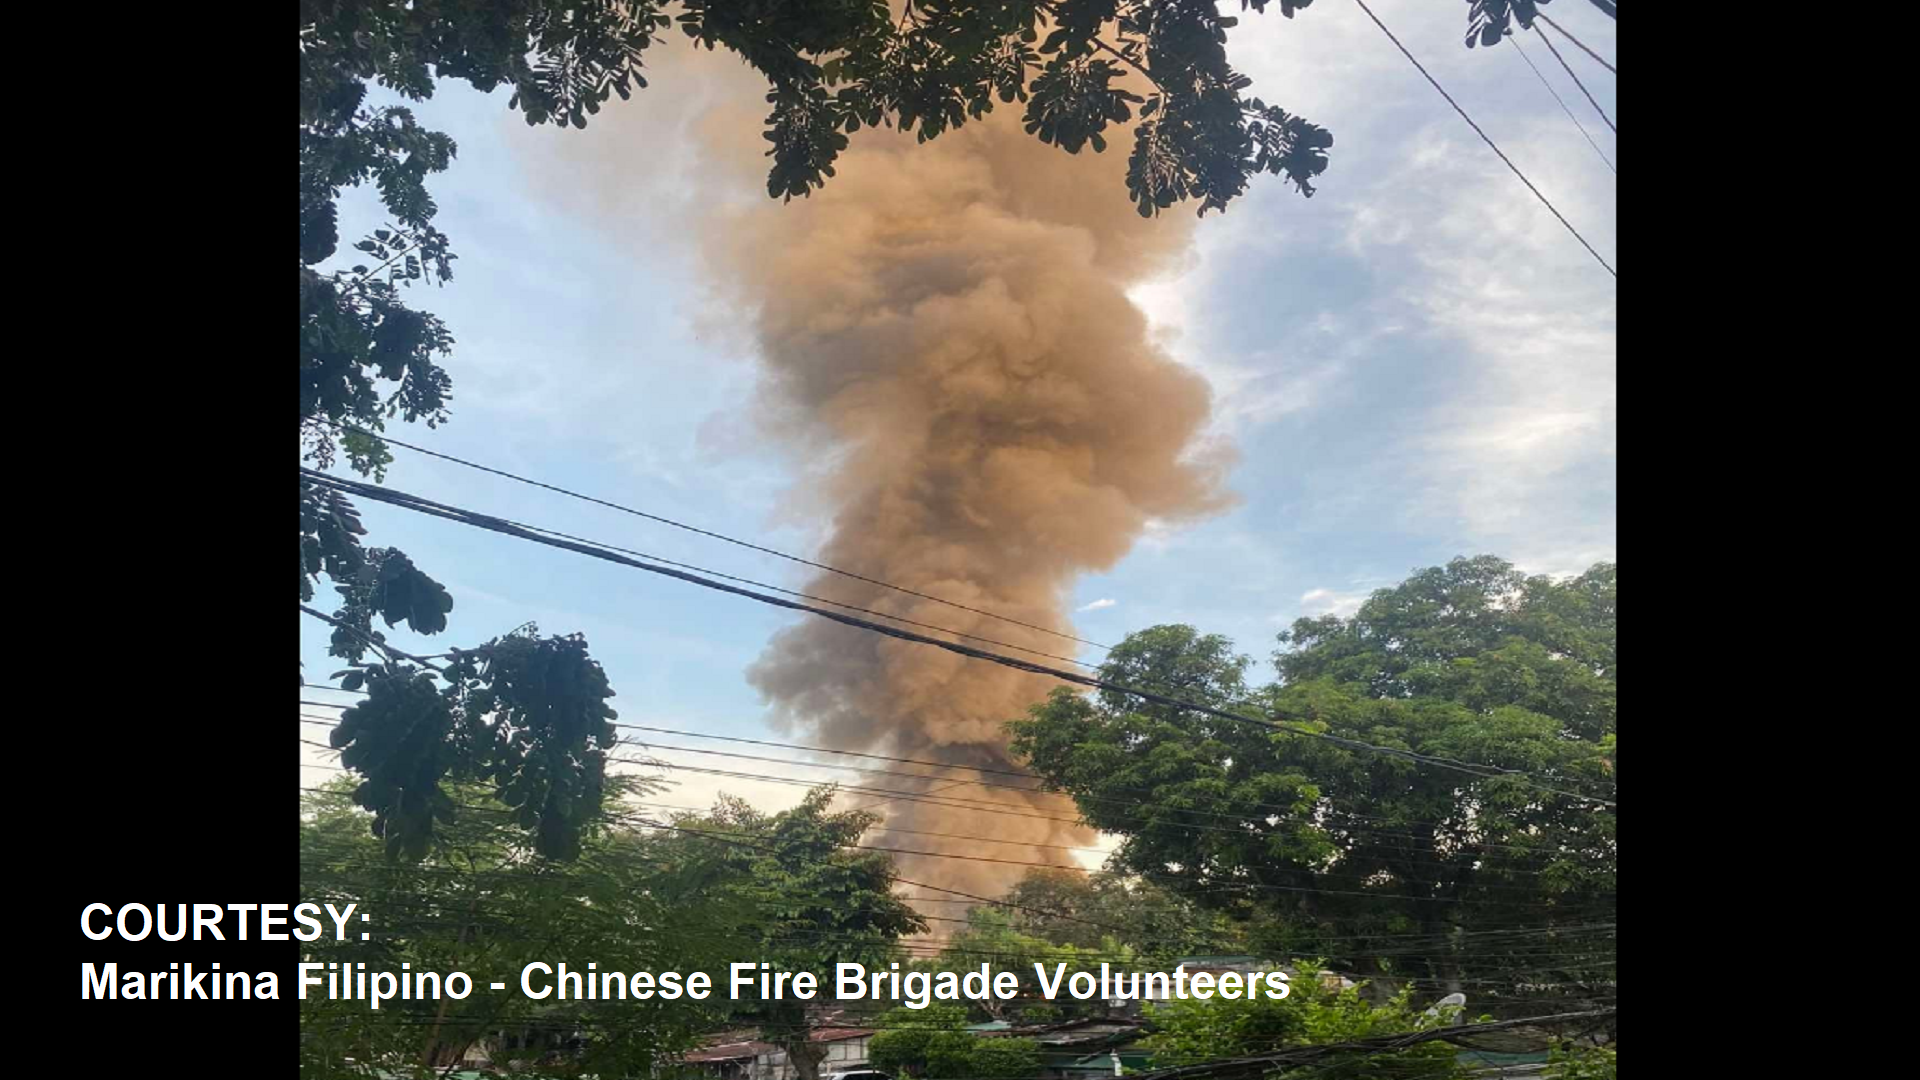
top-left (299, 731), bottom-right (1617, 869)
top-left (304, 748), bottom-right (1609, 883)
top-left (322, 420), bottom-right (1112, 653)
top-left (298, 764), bottom-right (1612, 914)
top-left (1349, 0), bottom-right (1616, 278)
top-left (298, 887), bottom-right (1610, 985)
top-left (299, 603), bottom-right (447, 672)
top-left (308, 781), bottom-right (1090, 944)
top-left (297, 708), bottom-right (1616, 867)
top-left (292, 926), bottom-right (1609, 985)
top-left (293, 730), bottom-right (1090, 849)
top-left (305, 485), bottom-right (1098, 672)
top-left (299, 854), bottom-right (1614, 969)
top-left (1530, 24), bottom-right (1615, 134)
top-left (314, 760), bottom-right (1108, 852)
top-left (483, 521), bottom-right (1098, 671)
top-left (298, 697), bottom-right (1611, 851)
top-left (316, 729), bottom-right (1621, 860)
top-left (299, 759), bottom-right (1604, 906)
top-left (1508, 34), bottom-right (1614, 172)
top-left (620, 721), bottom-right (1039, 779)
top-left (302, 703), bottom-right (1584, 844)
top-left (676, 819), bottom-right (1332, 934)
top-left (299, 793), bottom-right (1614, 983)
top-left (1539, 12), bottom-right (1617, 74)
top-left (304, 685), bottom-right (1594, 838)
top-left (308, 999), bottom-right (1617, 1040)
top-left (299, 793), bottom-right (1612, 946)
top-left (302, 720), bottom-right (1612, 874)
top-left (299, 467), bottom-right (1617, 808)
top-left (297, 693), bottom-right (1615, 866)
top-left (299, 715), bottom-right (1621, 855)
top-left (841, 776), bottom-right (974, 815)
top-left (1125, 1010), bottom-right (1617, 1080)
top-left (304, 914), bottom-right (1614, 983)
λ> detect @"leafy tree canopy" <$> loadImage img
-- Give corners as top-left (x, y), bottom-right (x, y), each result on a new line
top-left (1009, 557), bottom-right (1617, 1009)
top-left (1462, 2), bottom-right (1616, 53)
top-left (1545, 1044), bottom-right (1617, 1080)
top-left (298, 774), bottom-right (739, 1078)
top-left (999, 867), bottom-right (1254, 960)
top-left (868, 1005), bottom-right (1041, 1080)
top-left (901, 905), bottom-right (1131, 1024)
top-left (631, 788), bottom-right (929, 1080)
top-left (1144, 966), bottom-right (1474, 1080)
top-left (300, 779), bottom-right (929, 1078)
top-left (301, 1), bottom-right (1333, 222)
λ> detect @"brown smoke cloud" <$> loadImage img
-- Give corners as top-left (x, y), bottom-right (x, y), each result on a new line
top-left (541, 36), bottom-right (1233, 901)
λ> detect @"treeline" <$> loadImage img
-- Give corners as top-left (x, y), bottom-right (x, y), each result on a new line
top-left (300, 556), bottom-right (1616, 1079)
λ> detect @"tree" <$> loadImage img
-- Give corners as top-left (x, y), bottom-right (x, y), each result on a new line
top-left (300, 778), bottom-right (930, 1078)
top-left (1009, 557), bottom-right (1616, 1010)
top-left (1464, 1), bottom-right (1550, 48)
top-left (1463, 2), bottom-right (1617, 51)
top-left (298, 1), bottom-right (1342, 859)
top-left (1000, 867), bottom-right (1250, 960)
top-left (910, 905), bottom-right (1121, 1023)
top-left (299, 0), bottom-right (638, 862)
top-left (1143, 966), bottom-right (1472, 1079)
top-left (301, 2), bottom-right (1332, 219)
top-left (312, 625), bottom-right (623, 862)
top-left (1545, 1044), bottom-right (1616, 1080)
top-left (868, 1005), bottom-right (1043, 1080)
top-left (868, 1005), bottom-right (973, 1077)
top-left (633, 788), bottom-right (929, 1080)
top-left (298, 774), bottom-right (740, 1078)
top-left (956, 1035), bottom-right (1044, 1079)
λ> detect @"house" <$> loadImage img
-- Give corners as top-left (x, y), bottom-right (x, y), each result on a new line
top-left (683, 1037), bottom-right (778, 1080)
top-left (774, 1025), bottom-right (879, 1080)
top-left (1054, 1048), bottom-right (1155, 1080)
top-left (681, 1025), bottom-right (877, 1080)
top-left (972, 1016), bottom-right (1150, 1079)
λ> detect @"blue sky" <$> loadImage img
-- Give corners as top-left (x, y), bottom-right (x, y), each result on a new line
top-left (300, 1), bottom-right (1616, 821)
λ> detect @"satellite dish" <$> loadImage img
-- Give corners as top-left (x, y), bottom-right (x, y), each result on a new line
top-left (1425, 992), bottom-right (1468, 1022)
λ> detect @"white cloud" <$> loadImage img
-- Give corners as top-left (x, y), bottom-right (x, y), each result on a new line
top-left (1129, 263), bottom-right (1361, 443)
top-left (1297, 587), bottom-right (1370, 618)
top-left (1076, 598), bottom-right (1118, 612)
top-left (1181, 2), bottom-right (1616, 578)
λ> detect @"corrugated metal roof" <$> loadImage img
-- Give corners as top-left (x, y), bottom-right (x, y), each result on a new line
top-left (810, 1027), bottom-right (877, 1042)
top-left (684, 1041), bottom-right (777, 1062)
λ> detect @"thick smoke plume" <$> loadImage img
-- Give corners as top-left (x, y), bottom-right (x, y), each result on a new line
top-left (548, 42), bottom-right (1231, 899)
top-left (725, 111), bottom-right (1233, 898)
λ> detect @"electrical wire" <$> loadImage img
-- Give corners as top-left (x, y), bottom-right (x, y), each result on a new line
top-left (299, 468), bottom-right (1617, 808)
top-left (300, 790), bottom-right (1615, 977)
top-left (1539, 12), bottom-right (1616, 73)
top-left (298, 761), bottom-right (1608, 908)
top-left (320, 420), bottom-right (1113, 653)
top-left (1350, 0), bottom-right (1615, 278)
top-left (1508, 33), bottom-right (1614, 171)
top-left (297, 699), bottom-right (1614, 860)
top-left (299, 723), bottom-right (1617, 867)
top-left (1530, 24), bottom-right (1615, 133)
